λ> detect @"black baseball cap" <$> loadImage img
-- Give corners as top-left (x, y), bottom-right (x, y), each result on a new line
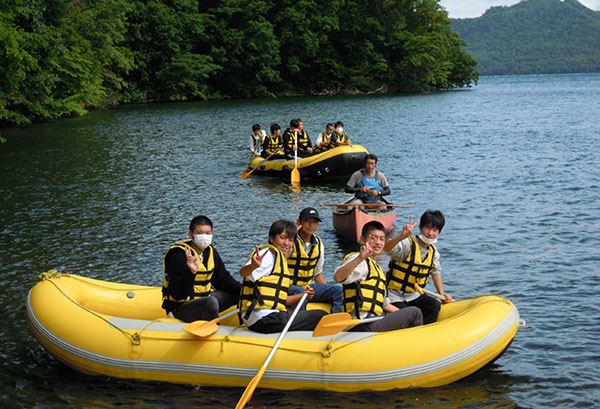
top-left (298, 207), bottom-right (322, 222)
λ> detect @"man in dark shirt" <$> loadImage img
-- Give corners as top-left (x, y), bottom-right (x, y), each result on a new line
top-left (161, 215), bottom-right (241, 322)
top-left (282, 118), bottom-right (313, 158)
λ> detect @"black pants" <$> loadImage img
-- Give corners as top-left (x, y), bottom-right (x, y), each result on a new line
top-left (248, 309), bottom-right (327, 334)
top-left (392, 293), bottom-right (441, 325)
top-left (171, 290), bottom-right (238, 323)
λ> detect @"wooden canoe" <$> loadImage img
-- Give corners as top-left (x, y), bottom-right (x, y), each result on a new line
top-left (332, 201), bottom-right (397, 242)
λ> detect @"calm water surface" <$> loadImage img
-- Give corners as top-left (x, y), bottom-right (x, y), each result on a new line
top-left (1, 74), bottom-right (599, 408)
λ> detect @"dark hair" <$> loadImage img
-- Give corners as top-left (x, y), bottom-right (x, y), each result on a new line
top-left (252, 124), bottom-right (261, 132)
top-left (289, 118), bottom-right (300, 128)
top-left (365, 153), bottom-right (378, 164)
top-left (420, 210), bottom-right (445, 232)
top-left (268, 220), bottom-right (297, 242)
top-left (189, 215), bottom-right (213, 232)
top-left (270, 123), bottom-right (281, 133)
top-left (326, 123), bottom-right (334, 129)
top-left (334, 121), bottom-right (344, 128)
top-left (361, 221), bottom-right (385, 238)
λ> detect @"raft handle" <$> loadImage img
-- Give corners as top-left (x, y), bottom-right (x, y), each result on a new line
top-left (518, 319), bottom-right (526, 329)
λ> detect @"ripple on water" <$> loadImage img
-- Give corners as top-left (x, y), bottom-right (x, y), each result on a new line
top-left (2, 74), bottom-right (600, 408)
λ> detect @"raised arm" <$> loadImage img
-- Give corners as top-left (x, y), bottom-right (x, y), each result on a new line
top-left (239, 246), bottom-right (266, 278)
top-left (383, 216), bottom-right (418, 252)
top-left (334, 244), bottom-right (373, 283)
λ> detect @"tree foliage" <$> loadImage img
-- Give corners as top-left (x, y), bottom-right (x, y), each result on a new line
top-left (451, 0), bottom-right (600, 75)
top-left (1, 0), bottom-right (479, 128)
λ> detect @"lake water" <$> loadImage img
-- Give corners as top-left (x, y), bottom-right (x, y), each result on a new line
top-left (1, 73), bottom-right (599, 408)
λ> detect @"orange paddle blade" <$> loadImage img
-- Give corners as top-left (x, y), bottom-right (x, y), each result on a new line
top-left (240, 168), bottom-right (253, 179)
top-left (291, 167), bottom-right (300, 186)
top-left (312, 313), bottom-right (353, 337)
top-left (182, 318), bottom-right (219, 337)
top-left (235, 366), bottom-right (266, 409)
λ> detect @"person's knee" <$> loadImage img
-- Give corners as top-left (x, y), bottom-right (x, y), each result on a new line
top-left (287, 285), bottom-right (303, 295)
top-left (409, 307), bottom-right (423, 327)
top-left (197, 297), bottom-right (219, 320)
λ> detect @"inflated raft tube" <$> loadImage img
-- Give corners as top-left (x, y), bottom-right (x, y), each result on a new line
top-left (27, 272), bottom-right (523, 391)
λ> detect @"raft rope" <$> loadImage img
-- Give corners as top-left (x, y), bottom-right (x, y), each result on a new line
top-left (38, 270), bottom-right (143, 343)
top-left (36, 271), bottom-right (375, 354)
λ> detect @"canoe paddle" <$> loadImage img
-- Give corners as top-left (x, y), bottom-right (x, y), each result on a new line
top-left (291, 131), bottom-right (300, 188)
top-left (182, 308), bottom-right (239, 337)
top-left (312, 313), bottom-right (384, 337)
top-left (414, 283), bottom-right (451, 302)
top-left (235, 292), bottom-right (308, 409)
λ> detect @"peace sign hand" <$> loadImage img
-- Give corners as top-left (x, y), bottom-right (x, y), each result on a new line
top-left (359, 243), bottom-right (374, 259)
top-left (402, 216), bottom-right (419, 237)
top-left (184, 247), bottom-right (199, 273)
top-left (251, 245), bottom-right (265, 268)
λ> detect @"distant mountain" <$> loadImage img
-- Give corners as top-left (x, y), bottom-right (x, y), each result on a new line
top-left (450, 0), bottom-right (600, 75)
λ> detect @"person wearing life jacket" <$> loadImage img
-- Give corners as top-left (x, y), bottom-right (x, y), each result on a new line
top-left (332, 121), bottom-right (351, 146)
top-left (161, 215), bottom-right (241, 323)
top-left (314, 123), bottom-right (335, 154)
top-left (334, 221), bottom-right (423, 332)
top-left (249, 123), bottom-right (266, 156)
top-left (238, 220), bottom-right (327, 333)
top-left (344, 154), bottom-right (391, 210)
top-left (282, 118), bottom-right (313, 158)
top-left (261, 123), bottom-right (285, 159)
top-left (384, 211), bottom-right (453, 324)
top-left (286, 207), bottom-right (343, 313)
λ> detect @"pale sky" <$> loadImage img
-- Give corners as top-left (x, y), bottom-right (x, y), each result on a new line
top-left (439, 0), bottom-right (600, 18)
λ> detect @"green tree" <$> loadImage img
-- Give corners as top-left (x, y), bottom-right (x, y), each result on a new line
top-left (1, 0), bottom-right (132, 125)
top-left (122, 0), bottom-right (219, 101)
top-left (203, 0), bottom-right (282, 97)
top-left (375, 0), bottom-right (477, 92)
top-left (0, 4), bottom-right (38, 125)
top-left (1, 0), bottom-right (480, 129)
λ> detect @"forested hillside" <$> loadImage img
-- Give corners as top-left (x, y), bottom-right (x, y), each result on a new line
top-left (451, 0), bottom-right (600, 75)
top-left (0, 0), bottom-right (478, 129)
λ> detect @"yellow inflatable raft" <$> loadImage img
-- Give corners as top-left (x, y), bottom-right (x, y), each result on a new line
top-left (27, 272), bottom-right (523, 391)
top-left (246, 145), bottom-right (368, 178)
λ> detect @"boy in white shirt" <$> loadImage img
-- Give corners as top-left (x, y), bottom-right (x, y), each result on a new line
top-left (384, 211), bottom-right (453, 324)
top-left (239, 220), bottom-right (327, 333)
top-left (334, 221), bottom-right (422, 332)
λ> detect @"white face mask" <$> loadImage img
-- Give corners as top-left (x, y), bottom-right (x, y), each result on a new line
top-left (336, 127), bottom-right (343, 133)
top-left (193, 234), bottom-right (213, 249)
top-left (419, 234), bottom-right (437, 245)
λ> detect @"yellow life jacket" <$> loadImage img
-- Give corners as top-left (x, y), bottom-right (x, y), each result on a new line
top-left (324, 131), bottom-right (348, 151)
top-left (251, 133), bottom-right (263, 154)
top-left (287, 235), bottom-right (322, 286)
top-left (283, 129), bottom-right (310, 152)
top-left (342, 253), bottom-right (386, 316)
top-left (239, 244), bottom-right (290, 320)
top-left (297, 129), bottom-right (310, 150)
top-left (162, 241), bottom-right (215, 302)
top-left (335, 131), bottom-right (348, 143)
top-left (387, 235), bottom-right (436, 292)
top-left (263, 133), bottom-right (282, 153)
top-left (314, 132), bottom-right (333, 153)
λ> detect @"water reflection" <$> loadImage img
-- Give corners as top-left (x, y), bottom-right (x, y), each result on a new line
top-left (2, 74), bottom-right (600, 408)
